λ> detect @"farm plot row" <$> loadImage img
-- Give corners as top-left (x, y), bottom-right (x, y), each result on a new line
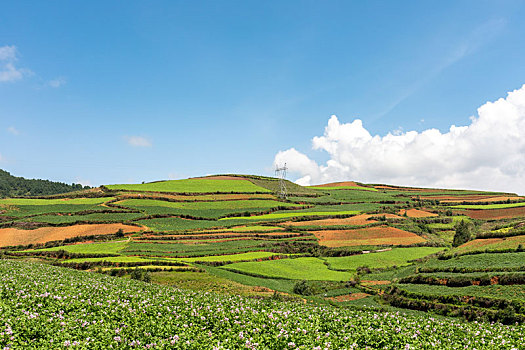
top-left (452, 235), bottom-right (525, 254)
top-left (289, 189), bottom-right (401, 204)
top-left (0, 224), bottom-right (141, 248)
top-left (395, 283), bottom-right (525, 306)
top-left (21, 212), bottom-right (146, 225)
top-left (0, 200), bottom-right (120, 219)
top-left (419, 252), bottom-right (525, 273)
top-left (105, 178), bottom-right (271, 193)
top-left (2, 259), bottom-right (523, 349)
top-left (115, 198), bottom-right (304, 219)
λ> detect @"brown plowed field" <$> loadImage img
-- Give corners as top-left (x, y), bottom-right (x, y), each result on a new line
top-left (462, 207), bottom-right (525, 220)
top-left (282, 214), bottom-right (403, 227)
top-left (311, 226), bottom-right (425, 247)
top-left (399, 209), bottom-right (438, 218)
top-left (374, 185), bottom-right (443, 192)
top-left (314, 181), bottom-right (359, 187)
top-left (0, 224), bottom-right (141, 247)
top-left (361, 280), bottom-right (391, 286)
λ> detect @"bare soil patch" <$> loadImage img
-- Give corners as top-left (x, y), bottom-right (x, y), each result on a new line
top-left (311, 226), bottom-right (425, 247)
top-left (282, 214), bottom-right (402, 227)
top-left (399, 209), bottom-right (438, 218)
top-left (0, 223), bottom-right (141, 247)
top-left (462, 207), bottom-right (525, 220)
top-left (315, 181), bottom-right (359, 187)
top-left (361, 280), bottom-right (391, 286)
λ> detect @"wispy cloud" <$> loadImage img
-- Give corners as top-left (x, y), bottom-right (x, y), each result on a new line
top-left (47, 76), bottom-right (66, 88)
top-left (125, 136), bottom-right (152, 147)
top-left (375, 18), bottom-right (507, 119)
top-left (7, 126), bottom-right (20, 135)
top-left (0, 45), bottom-right (32, 83)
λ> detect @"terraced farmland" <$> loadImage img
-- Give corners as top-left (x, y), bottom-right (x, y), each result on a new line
top-left (2, 173), bottom-right (525, 327)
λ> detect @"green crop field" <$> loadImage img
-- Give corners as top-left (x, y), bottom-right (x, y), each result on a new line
top-left (115, 198), bottom-right (300, 219)
top-left (427, 216), bottom-right (471, 229)
top-left (136, 217), bottom-right (224, 231)
top-left (106, 179), bottom-right (271, 193)
top-left (397, 283), bottom-right (525, 302)
top-left (3, 260), bottom-right (522, 349)
top-left (121, 239), bottom-right (274, 258)
top-left (421, 252), bottom-right (525, 272)
top-left (324, 247), bottom-right (445, 271)
top-left (181, 251), bottom-right (285, 262)
top-left (63, 255), bottom-right (162, 264)
top-left (222, 257), bottom-right (353, 281)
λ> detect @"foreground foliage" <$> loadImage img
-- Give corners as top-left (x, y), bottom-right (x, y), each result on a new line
top-left (1, 259), bottom-right (524, 349)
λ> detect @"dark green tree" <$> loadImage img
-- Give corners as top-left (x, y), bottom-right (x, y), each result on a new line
top-left (453, 219), bottom-right (472, 247)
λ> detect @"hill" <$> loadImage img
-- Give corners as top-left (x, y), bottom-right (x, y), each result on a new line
top-left (0, 169), bottom-right (90, 198)
top-left (1, 173), bottom-right (525, 342)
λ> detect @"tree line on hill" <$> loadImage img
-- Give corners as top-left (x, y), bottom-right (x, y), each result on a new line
top-left (0, 169), bottom-right (90, 198)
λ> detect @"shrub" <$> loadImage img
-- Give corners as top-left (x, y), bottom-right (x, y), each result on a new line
top-left (293, 280), bottom-right (315, 296)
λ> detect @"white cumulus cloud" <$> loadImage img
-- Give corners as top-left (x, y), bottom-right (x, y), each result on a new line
top-left (274, 84), bottom-right (525, 194)
top-left (125, 136), bottom-right (152, 147)
top-left (0, 45), bottom-right (31, 82)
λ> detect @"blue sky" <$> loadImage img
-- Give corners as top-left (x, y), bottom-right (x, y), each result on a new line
top-left (1, 1), bottom-right (525, 190)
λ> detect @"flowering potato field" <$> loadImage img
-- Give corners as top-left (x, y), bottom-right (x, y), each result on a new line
top-left (1, 259), bottom-right (524, 349)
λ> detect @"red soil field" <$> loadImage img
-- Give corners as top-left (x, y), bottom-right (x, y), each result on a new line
top-left (462, 207), bottom-right (525, 220)
top-left (282, 214), bottom-right (403, 227)
top-left (311, 226), bottom-right (425, 247)
top-left (0, 223), bottom-right (142, 247)
top-left (399, 209), bottom-right (438, 218)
